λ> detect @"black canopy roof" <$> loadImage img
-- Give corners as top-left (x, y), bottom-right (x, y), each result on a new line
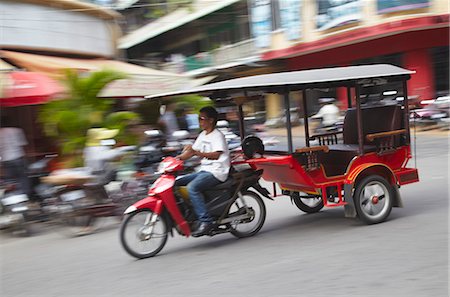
top-left (145, 64), bottom-right (414, 100)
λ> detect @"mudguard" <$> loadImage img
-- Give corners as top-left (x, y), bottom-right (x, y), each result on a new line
top-left (124, 196), bottom-right (162, 215)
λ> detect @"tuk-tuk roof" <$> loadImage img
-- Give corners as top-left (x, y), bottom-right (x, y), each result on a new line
top-left (145, 64), bottom-right (414, 100)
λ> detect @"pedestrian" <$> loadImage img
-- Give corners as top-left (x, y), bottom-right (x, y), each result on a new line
top-left (158, 102), bottom-right (179, 139)
top-left (0, 114), bottom-right (30, 196)
top-left (311, 97), bottom-right (340, 129)
top-left (184, 107), bottom-right (200, 132)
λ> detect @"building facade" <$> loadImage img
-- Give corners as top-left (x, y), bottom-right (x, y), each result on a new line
top-left (118, 0), bottom-right (449, 119)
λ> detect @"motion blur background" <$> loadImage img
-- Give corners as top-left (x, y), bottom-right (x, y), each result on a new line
top-left (0, 0), bottom-right (448, 159)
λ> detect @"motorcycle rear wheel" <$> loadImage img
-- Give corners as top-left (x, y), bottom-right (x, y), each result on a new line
top-left (229, 191), bottom-right (266, 238)
top-left (120, 209), bottom-right (168, 259)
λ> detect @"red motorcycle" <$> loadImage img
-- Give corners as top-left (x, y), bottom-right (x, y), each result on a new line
top-left (119, 157), bottom-right (269, 259)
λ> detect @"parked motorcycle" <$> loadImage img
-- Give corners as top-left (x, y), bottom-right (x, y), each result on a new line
top-left (0, 180), bottom-right (32, 235)
top-left (41, 146), bottom-right (142, 236)
top-left (27, 154), bottom-right (58, 203)
top-left (119, 157), bottom-right (270, 259)
top-left (134, 129), bottom-right (194, 174)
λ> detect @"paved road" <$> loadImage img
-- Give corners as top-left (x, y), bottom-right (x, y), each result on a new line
top-left (1, 134), bottom-right (448, 297)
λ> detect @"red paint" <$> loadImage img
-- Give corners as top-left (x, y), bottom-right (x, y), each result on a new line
top-left (240, 146), bottom-right (418, 208)
top-left (263, 15), bottom-right (449, 63)
top-left (1, 71), bottom-right (63, 107)
top-left (131, 158), bottom-right (191, 236)
top-left (403, 49), bottom-right (435, 100)
top-left (262, 15), bottom-right (448, 101)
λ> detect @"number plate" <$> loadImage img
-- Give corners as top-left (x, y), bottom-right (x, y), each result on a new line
top-left (2, 194), bottom-right (29, 206)
top-left (60, 190), bottom-right (86, 201)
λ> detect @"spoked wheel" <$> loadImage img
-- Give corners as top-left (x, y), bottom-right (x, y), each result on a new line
top-left (53, 188), bottom-right (97, 236)
top-left (229, 191), bottom-right (266, 238)
top-left (291, 192), bottom-right (324, 213)
top-left (353, 175), bottom-right (394, 224)
top-left (120, 209), bottom-right (168, 259)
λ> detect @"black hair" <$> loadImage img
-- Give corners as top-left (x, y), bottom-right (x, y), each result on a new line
top-left (199, 106), bottom-right (218, 125)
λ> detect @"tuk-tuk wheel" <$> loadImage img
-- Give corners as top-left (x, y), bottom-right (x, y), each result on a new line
top-left (353, 175), bottom-right (393, 224)
top-left (291, 192), bottom-right (324, 213)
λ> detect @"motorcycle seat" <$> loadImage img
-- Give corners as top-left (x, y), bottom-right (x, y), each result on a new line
top-left (208, 176), bottom-right (235, 191)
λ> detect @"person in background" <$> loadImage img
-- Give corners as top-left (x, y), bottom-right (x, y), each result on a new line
top-left (175, 106), bottom-right (230, 237)
top-left (158, 102), bottom-right (179, 139)
top-left (0, 114), bottom-right (30, 196)
top-left (83, 128), bottom-right (125, 184)
top-left (311, 97), bottom-right (340, 130)
top-left (184, 107), bottom-right (200, 132)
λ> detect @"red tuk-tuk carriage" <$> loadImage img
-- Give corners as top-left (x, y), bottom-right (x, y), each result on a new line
top-left (147, 64), bottom-right (419, 225)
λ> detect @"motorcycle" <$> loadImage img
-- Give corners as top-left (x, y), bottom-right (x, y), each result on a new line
top-left (0, 180), bottom-right (31, 235)
top-left (27, 154), bottom-right (58, 203)
top-left (134, 129), bottom-right (194, 174)
top-left (119, 157), bottom-right (270, 259)
top-left (41, 145), bottom-right (142, 236)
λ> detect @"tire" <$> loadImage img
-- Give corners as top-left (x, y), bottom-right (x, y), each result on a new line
top-left (353, 175), bottom-right (394, 224)
top-left (291, 192), bottom-right (324, 213)
top-left (52, 187), bottom-right (97, 237)
top-left (229, 191), bottom-right (266, 238)
top-left (120, 209), bottom-right (168, 259)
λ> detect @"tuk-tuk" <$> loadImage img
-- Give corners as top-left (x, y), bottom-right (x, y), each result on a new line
top-left (146, 64), bottom-right (419, 224)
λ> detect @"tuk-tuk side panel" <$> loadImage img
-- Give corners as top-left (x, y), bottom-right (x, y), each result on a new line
top-left (244, 155), bottom-right (317, 191)
top-left (343, 146), bottom-right (419, 189)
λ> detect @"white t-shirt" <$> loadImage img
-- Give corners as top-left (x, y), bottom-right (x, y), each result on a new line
top-left (192, 129), bottom-right (230, 182)
top-left (312, 104), bottom-right (340, 126)
top-left (0, 128), bottom-right (27, 161)
top-left (83, 146), bottom-right (122, 173)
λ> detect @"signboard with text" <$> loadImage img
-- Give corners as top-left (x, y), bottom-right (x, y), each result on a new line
top-left (249, 0), bottom-right (272, 48)
top-left (377, 0), bottom-right (429, 14)
top-left (279, 0), bottom-right (302, 40)
top-left (316, 0), bottom-right (362, 31)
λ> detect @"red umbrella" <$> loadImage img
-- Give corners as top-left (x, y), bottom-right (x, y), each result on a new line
top-left (0, 71), bottom-right (63, 107)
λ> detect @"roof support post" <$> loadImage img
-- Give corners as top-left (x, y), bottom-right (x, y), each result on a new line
top-left (302, 89), bottom-right (310, 147)
top-left (238, 103), bottom-right (245, 141)
top-left (355, 85), bottom-right (364, 155)
top-left (347, 86), bottom-right (352, 108)
top-left (284, 89), bottom-right (293, 153)
top-left (402, 79), bottom-right (411, 144)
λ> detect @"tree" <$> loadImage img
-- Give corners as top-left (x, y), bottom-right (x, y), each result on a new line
top-left (39, 69), bottom-right (140, 167)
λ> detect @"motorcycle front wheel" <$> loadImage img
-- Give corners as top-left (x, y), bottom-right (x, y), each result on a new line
top-left (120, 209), bottom-right (168, 259)
top-left (229, 191), bottom-right (266, 238)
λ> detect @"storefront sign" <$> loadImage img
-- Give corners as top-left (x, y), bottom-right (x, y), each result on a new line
top-left (279, 0), bottom-right (302, 40)
top-left (377, 0), bottom-right (429, 14)
top-left (249, 0), bottom-right (272, 48)
top-left (316, 0), bottom-right (362, 31)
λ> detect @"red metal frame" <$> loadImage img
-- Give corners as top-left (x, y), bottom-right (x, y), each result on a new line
top-left (131, 159), bottom-right (191, 236)
top-left (233, 145), bottom-right (419, 208)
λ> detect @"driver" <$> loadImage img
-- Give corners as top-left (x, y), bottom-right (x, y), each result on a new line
top-left (175, 106), bottom-right (230, 237)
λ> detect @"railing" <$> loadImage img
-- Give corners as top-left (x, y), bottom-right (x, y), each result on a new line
top-left (211, 39), bottom-right (257, 66)
top-left (160, 39), bottom-right (257, 73)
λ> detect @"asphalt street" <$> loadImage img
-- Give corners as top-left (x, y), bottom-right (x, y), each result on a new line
top-left (0, 133), bottom-right (448, 297)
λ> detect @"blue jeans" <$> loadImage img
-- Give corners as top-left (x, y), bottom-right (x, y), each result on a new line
top-left (175, 171), bottom-right (221, 223)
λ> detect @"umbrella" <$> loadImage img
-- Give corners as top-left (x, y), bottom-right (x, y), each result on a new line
top-left (0, 71), bottom-right (63, 107)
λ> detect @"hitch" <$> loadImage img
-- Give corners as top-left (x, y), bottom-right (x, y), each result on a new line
top-left (252, 182), bottom-right (273, 200)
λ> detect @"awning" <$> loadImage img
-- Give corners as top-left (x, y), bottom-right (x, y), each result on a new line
top-left (0, 71), bottom-right (63, 107)
top-left (0, 59), bottom-right (16, 71)
top-left (119, 0), bottom-right (240, 49)
top-left (0, 50), bottom-right (211, 98)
